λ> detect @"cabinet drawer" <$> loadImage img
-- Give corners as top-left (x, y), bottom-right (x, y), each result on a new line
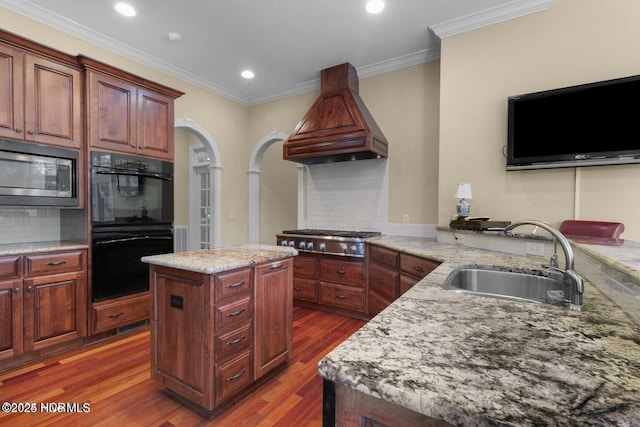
top-left (369, 245), bottom-right (399, 268)
top-left (368, 289), bottom-right (392, 317)
top-left (292, 277), bottom-right (318, 302)
top-left (369, 263), bottom-right (398, 301)
top-left (0, 256), bottom-right (20, 280)
top-left (399, 254), bottom-right (439, 280)
top-left (215, 350), bottom-right (253, 404)
top-left (292, 255), bottom-right (317, 279)
top-left (319, 282), bottom-right (365, 312)
top-left (215, 324), bottom-right (252, 362)
top-left (400, 273), bottom-right (419, 296)
top-left (92, 293), bottom-right (150, 333)
top-left (25, 251), bottom-right (84, 276)
top-left (319, 259), bottom-right (364, 287)
top-left (215, 268), bottom-right (252, 301)
top-left (215, 296), bottom-right (252, 332)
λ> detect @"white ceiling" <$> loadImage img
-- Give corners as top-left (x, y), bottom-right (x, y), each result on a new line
top-left (0, 0), bottom-right (553, 105)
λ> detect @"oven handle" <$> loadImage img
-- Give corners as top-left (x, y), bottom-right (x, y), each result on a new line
top-left (95, 170), bottom-right (173, 181)
top-left (95, 236), bottom-right (173, 245)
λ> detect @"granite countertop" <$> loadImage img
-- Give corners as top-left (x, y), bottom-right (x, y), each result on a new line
top-left (141, 243), bottom-right (298, 274)
top-left (0, 240), bottom-right (89, 256)
top-left (318, 236), bottom-right (640, 426)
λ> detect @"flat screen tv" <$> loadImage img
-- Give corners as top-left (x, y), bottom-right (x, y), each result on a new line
top-left (507, 74), bottom-right (640, 170)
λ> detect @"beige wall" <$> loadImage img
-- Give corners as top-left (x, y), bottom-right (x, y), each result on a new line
top-left (438, 0), bottom-right (640, 241)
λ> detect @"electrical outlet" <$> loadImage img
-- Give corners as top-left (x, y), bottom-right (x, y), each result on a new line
top-left (402, 213), bottom-right (410, 224)
top-left (526, 242), bottom-right (545, 256)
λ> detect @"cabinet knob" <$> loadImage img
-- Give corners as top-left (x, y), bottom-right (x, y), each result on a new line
top-left (26, 285), bottom-right (34, 292)
top-left (27, 130), bottom-right (35, 135)
top-left (14, 287), bottom-right (20, 294)
top-left (15, 128), bottom-right (22, 133)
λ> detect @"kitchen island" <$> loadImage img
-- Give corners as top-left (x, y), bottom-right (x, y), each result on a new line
top-left (142, 244), bottom-right (298, 414)
top-left (318, 236), bottom-right (640, 426)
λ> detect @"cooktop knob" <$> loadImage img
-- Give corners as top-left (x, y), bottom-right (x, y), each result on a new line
top-left (319, 242), bottom-right (326, 252)
top-left (288, 240), bottom-right (295, 247)
top-left (280, 240), bottom-right (288, 247)
top-left (299, 241), bottom-right (306, 249)
top-left (306, 242), bottom-right (314, 250)
top-left (350, 245), bottom-right (358, 254)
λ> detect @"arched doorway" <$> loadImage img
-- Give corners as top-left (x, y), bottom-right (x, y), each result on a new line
top-left (175, 118), bottom-right (222, 248)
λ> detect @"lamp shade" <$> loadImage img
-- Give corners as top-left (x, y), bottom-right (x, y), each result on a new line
top-left (455, 183), bottom-right (473, 199)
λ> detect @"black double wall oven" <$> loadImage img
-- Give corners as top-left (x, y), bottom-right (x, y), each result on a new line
top-left (90, 151), bottom-right (174, 302)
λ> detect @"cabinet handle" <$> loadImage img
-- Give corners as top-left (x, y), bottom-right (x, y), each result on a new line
top-left (14, 287), bottom-right (20, 294)
top-left (293, 287), bottom-right (303, 291)
top-left (335, 295), bottom-right (346, 300)
top-left (227, 368), bottom-right (247, 382)
top-left (28, 130), bottom-right (35, 135)
top-left (108, 312), bottom-right (125, 318)
top-left (227, 335), bottom-right (245, 346)
top-left (15, 128), bottom-right (22, 133)
top-left (46, 261), bottom-right (67, 266)
top-left (26, 285), bottom-right (34, 292)
top-left (226, 280), bottom-right (245, 289)
top-left (270, 263), bottom-right (283, 270)
top-left (413, 266), bottom-right (425, 273)
top-left (336, 270), bottom-right (346, 275)
top-left (227, 308), bottom-right (246, 317)
top-left (378, 279), bottom-right (384, 283)
top-left (294, 264), bottom-right (303, 269)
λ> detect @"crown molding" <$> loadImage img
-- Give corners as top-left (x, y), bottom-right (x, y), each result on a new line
top-left (430, 0), bottom-right (554, 39)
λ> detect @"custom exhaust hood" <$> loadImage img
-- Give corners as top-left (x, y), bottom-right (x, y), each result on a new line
top-left (283, 63), bottom-right (388, 164)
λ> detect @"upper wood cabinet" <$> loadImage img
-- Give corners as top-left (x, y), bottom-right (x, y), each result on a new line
top-left (0, 39), bottom-right (82, 149)
top-left (79, 56), bottom-right (183, 161)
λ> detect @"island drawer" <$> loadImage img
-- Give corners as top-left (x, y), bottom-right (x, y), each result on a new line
top-left (319, 282), bottom-right (365, 312)
top-left (214, 324), bottom-right (252, 362)
top-left (24, 251), bottom-right (84, 276)
top-left (215, 267), bottom-right (252, 301)
top-left (0, 256), bottom-right (20, 279)
top-left (215, 350), bottom-right (253, 404)
top-left (369, 245), bottom-right (399, 268)
top-left (215, 296), bottom-right (252, 332)
top-left (293, 277), bottom-right (318, 302)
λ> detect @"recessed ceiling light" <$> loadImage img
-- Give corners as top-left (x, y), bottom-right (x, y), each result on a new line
top-left (241, 70), bottom-right (255, 79)
top-left (365, 0), bottom-right (385, 14)
top-left (115, 2), bottom-right (136, 17)
top-left (168, 32), bottom-right (182, 42)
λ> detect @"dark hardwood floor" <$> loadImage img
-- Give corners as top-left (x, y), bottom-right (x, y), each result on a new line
top-left (0, 306), bottom-right (365, 426)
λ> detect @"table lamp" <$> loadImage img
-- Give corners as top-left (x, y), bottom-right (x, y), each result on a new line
top-left (455, 183), bottom-right (473, 219)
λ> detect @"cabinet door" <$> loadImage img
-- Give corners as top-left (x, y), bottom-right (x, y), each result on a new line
top-left (254, 260), bottom-right (292, 379)
top-left (24, 54), bottom-right (81, 148)
top-left (0, 280), bottom-right (22, 360)
top-left (0, 43), bottom-right (24, 140)
top-left (22, 271), bottom-right (86, 352)
top-left (87, 70), bottom-right (137, 154)
top-left (137, 88), bottom-right (174, 160)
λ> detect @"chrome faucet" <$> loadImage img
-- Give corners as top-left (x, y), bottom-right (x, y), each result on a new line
top-left (504, 220), bottom-right (584, 311)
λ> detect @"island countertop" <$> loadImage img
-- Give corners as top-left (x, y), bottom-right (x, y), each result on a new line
top-left (141, 243), bottom-right (298, 274)
top-left (317, 236), bottom-right (640, 426)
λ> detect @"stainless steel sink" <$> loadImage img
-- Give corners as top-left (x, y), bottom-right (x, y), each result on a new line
top-left (441, 267), bottom-right (566, 304)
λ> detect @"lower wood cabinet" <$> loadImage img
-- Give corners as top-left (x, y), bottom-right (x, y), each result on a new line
top-left (150, 259), bottom-right (292, 413)
top-left (367, 244), bottom-right (440, 316)
top-left (0, 250), bottom-right (87, 367)
top-left (91, 292), bottom-right (150, 334)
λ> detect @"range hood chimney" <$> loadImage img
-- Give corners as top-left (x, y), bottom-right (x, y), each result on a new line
top-left (283, 63), bottom-right (388, 164)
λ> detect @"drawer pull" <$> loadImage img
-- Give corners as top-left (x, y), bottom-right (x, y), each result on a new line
top-left (293, 287), bottom-right (303, 291)
top-left (108, 312), bottom-right (125, 318)
top-left (227, 368), bottom-right (247, 382)
top-left (336, 270), bottom-right (346, 275)
top-left (227, 335), bottom-right (245, 346)
top-left (227, 280), bottom-right (245, 289)
top-left (269, 263), bottom-right (283, 270)
top-left (413, 266), bottom-right (425, 273)
top-left (227, 308), bottom-right (246, 317)
top-left (294, 264), bottom-right (303, 269)
top-left (378, 279), bottom-right (384, 283)
top-left (46, 261), bottom-right (67, 266)
top-left (335, 295), bottom-right (346, 300)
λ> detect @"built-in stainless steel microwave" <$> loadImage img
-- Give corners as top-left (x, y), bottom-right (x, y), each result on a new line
top-left (0, 139), bottom-right (79, 207)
